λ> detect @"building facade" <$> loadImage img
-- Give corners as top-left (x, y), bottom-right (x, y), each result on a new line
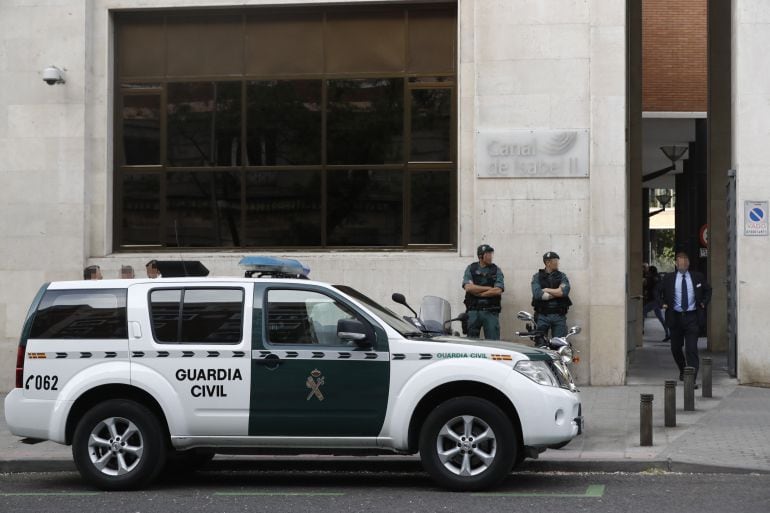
top-left (2, 0), bottom-right (765, 390)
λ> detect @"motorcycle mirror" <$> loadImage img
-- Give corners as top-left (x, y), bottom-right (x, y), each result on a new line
top-left (569, 326), bottom-right (581, 335)
top-left (392, 292), bottom-right (419, 318)
top-left (517, 311), bottom-right (533, 321)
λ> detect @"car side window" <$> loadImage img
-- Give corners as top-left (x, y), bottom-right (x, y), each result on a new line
top-left (149, 288), bottom-right (243, 344)
top-left (29, 289), bottom-right (128, 339)
top-left (266, 289), bottom-right (359, 346)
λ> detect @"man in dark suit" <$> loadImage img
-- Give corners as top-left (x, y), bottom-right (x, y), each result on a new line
top-left (660, 250), bottom-right (712, 386)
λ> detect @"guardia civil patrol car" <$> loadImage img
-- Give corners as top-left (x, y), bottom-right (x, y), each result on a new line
top-left (5, 258), bottom-right (582, 491)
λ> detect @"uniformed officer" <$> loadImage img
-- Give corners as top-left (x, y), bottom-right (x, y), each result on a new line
top-left (463, 244), bottom-right (505, 340)
top-left (531, 251), bottom-right (572, 338)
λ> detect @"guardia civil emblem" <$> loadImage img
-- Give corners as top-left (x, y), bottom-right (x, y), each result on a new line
top-left (306, 369), bottom-right (325, 401)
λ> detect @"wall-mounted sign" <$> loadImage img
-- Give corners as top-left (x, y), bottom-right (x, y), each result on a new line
top-left (744, 200), bottom-right (768, 236)
top-left (476, 129), bottom-right (589, 178)
top-left (699, 224), bottom-right (708, 247)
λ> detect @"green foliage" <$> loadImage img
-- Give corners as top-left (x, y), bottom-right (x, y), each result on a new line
top-left (651, 229), bottom-right (675, 272)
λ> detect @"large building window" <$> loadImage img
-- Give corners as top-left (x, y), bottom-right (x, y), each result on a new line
top-left (114, 4), bottom-right (456, 250)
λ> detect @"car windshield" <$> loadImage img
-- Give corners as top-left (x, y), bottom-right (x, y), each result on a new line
top-left (333, 285), bottom-right (422, 336)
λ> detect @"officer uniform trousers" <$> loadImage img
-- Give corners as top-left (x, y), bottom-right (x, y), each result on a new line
top-left (468, 310), bottom-right (500, 340)
top-left (535, 312), bottom-right (567, 338)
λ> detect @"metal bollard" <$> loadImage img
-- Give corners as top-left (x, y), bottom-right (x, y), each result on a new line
top-left (640, 394), bottom-right (654, 446)
top-left (683, 366), bottom-right (696, 411)
top-left (702, 357), bottom-right (712, 398)
top-left (664, 380), bottom-right (677, 427)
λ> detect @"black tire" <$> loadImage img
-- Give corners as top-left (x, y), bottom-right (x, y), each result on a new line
top-left (72, 399), bottom-right (167, 491)
top-left (419, 397), bottom-right (517, 491)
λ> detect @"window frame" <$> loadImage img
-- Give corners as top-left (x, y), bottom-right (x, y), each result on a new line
top-left (113, 5), bottom-right (457, 252)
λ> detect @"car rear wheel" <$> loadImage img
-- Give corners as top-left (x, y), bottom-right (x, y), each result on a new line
top-left (419, 397), bottom-right (516, 491)
top-left (72, 399), bottom-right (166, 490)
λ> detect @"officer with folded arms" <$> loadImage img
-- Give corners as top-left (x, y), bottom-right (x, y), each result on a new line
top-left (462, 244), bottom-right (505, 340)
top-left (531, 251), bottom-right (572, 338)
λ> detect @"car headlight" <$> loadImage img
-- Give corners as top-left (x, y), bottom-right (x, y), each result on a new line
top-left (514, 360), bottom-right (558, 387)
top-left (558, 345), bottom-right (574, 364)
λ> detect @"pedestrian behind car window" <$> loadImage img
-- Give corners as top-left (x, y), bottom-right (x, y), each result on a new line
top-left (146, 259), bottom-right (161, 279)
top-left (83, 265), bottom-right (102, 280)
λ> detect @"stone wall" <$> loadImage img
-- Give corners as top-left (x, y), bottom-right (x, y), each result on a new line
top-left (733, 0), bottom-right (770, 384)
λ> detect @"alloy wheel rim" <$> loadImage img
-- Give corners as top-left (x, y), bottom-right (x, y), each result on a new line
top-left (87, 416), bottom-right (144, 476)
top-left (435, 415), bottom-right (497, 477)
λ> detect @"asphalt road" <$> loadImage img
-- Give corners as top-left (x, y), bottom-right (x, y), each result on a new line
top-left (0, 467), bottom-right (768, 513)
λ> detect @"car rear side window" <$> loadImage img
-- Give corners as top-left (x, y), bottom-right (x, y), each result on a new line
top-left (150, 288), bottom-right (244, 343)
top-left (29, 289), bottom-right (128, 339)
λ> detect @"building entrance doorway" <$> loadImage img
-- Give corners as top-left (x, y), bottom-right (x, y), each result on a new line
top-left (627, 0), bottom-right (732, 382)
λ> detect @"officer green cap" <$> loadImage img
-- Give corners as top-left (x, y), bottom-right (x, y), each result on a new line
top-left (543, 251), bottom-right (560, 262)
top-left (477, 244), bottom-right (494, 257)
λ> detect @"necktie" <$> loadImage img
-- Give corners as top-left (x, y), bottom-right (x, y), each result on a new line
top-left (681, 273), bottom-right (688, 312)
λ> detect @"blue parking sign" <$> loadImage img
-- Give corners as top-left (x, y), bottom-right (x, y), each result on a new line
top-left (745, 201), bottom-right (769, 236)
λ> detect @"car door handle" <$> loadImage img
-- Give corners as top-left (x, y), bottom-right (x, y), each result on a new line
top-left (254, 354), bottom-right (282, 370)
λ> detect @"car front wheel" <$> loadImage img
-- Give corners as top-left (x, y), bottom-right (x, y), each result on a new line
top-left (419, 397), bottom-right (517, 491)
top-left (72, 399), bottom-right (166, 491)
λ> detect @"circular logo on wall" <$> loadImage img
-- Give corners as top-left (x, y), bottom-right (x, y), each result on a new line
top-left (540, 132), bottom-right (577, 156)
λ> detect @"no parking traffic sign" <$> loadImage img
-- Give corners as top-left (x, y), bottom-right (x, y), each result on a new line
top-left (744, 201), bottom-right (768, 236)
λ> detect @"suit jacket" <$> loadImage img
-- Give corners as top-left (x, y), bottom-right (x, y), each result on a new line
top-left (660, 270), bottom-right (712, 328)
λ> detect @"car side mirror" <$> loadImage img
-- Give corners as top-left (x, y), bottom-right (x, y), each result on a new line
top-left (337, 318), bottom-right (375, 348)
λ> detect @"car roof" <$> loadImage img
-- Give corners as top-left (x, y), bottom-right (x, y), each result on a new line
top-left (45, 277), bottom-right (331, 290)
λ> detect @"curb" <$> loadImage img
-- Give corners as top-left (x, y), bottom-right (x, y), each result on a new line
top-left (522, 459), bottom-right (770, 475)
top-left (2, 457), bottom-right (769, 475)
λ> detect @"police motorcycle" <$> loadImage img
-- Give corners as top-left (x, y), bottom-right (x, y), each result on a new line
top-left (514, 310), bottom-right (581, 366)
top-left (391, 293), bottom-right (468, 336)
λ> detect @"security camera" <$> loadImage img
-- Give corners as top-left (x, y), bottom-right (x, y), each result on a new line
top-left (42, 66), bottom-right (65, 85)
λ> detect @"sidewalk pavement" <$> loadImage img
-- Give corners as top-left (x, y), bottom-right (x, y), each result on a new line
top-left (2, 319), bottom-right (769, 475)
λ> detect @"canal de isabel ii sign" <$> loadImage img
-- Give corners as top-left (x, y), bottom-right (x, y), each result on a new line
top-left (476, 129), bottom-right (589, 178)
